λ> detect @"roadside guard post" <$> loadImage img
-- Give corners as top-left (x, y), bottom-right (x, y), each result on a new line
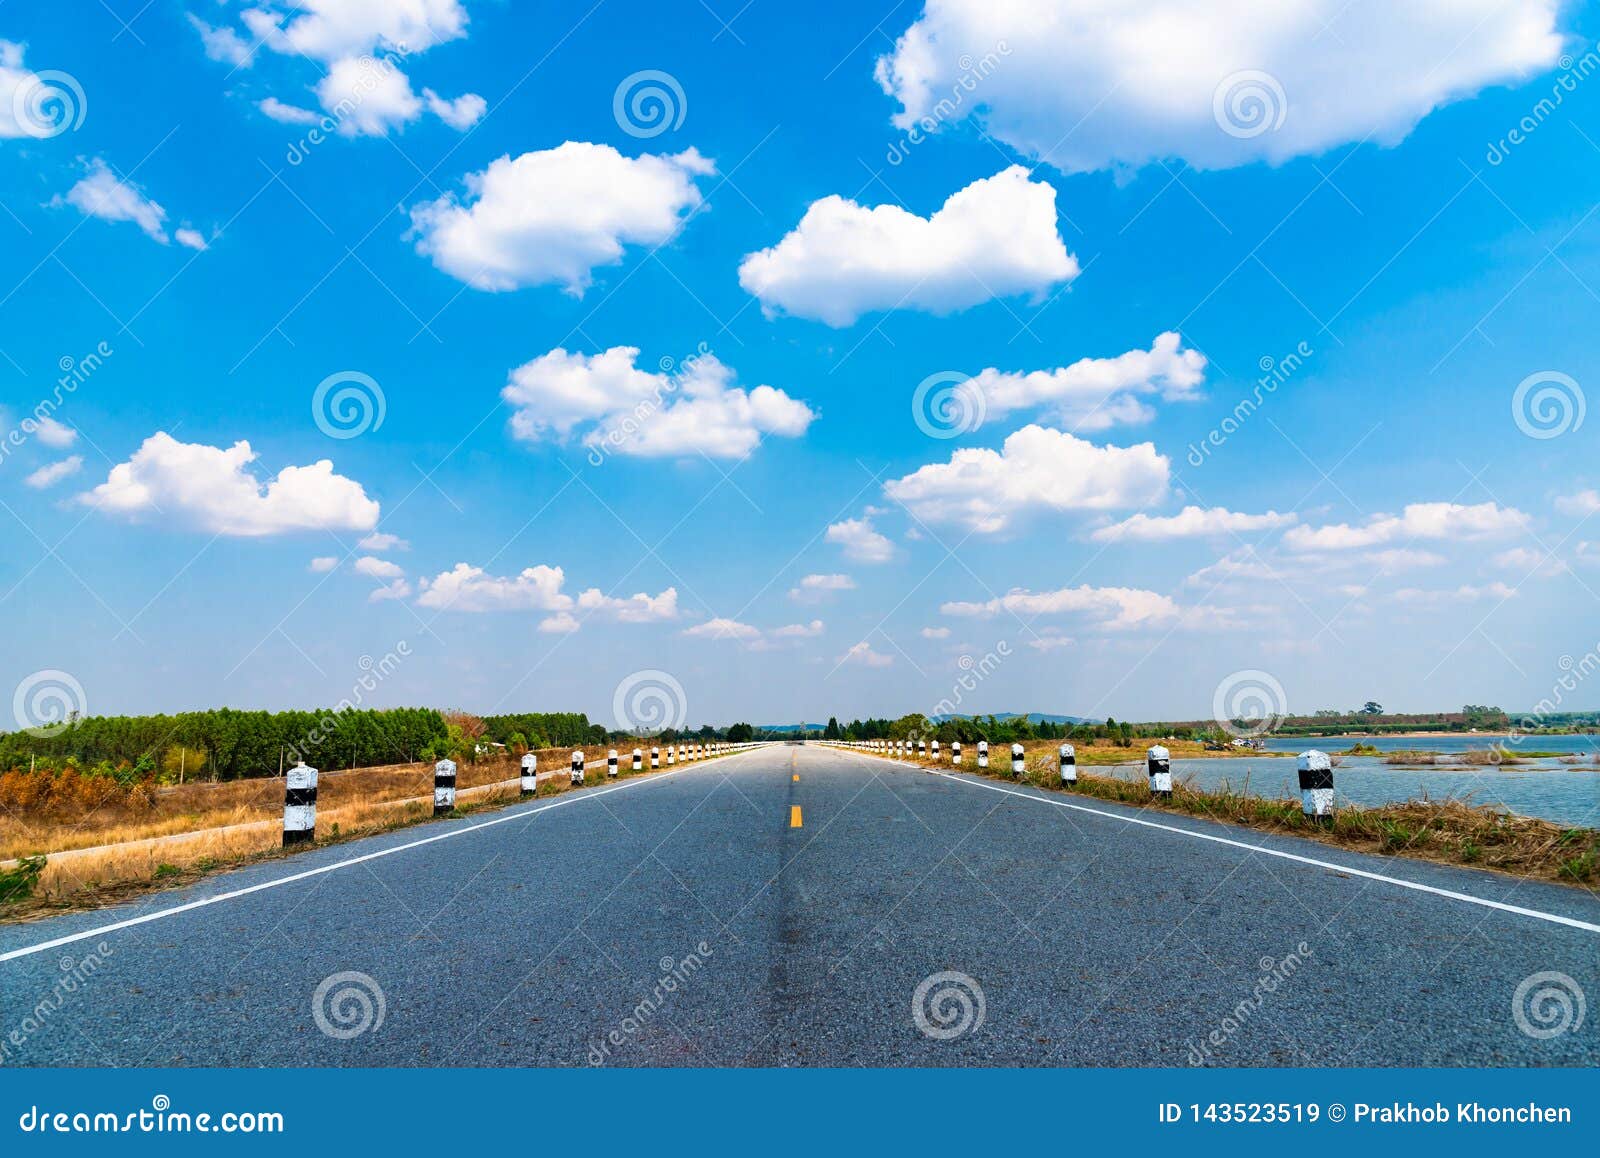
top-left (1011, 742), bottom-right (1025, 777)
top-left (283, 762), bottom-right (317, 846)
top-left (1299, 749), bottom-right (1334, 823)
top-left (1060, 744), bottom-right (1077, 787)
top-left (633, 748), bottom-right (643, 771)
top-left (977, 740), bottom-right (988, 769)
top-left (951, 741), bottom-right (962, 765)
top-left (519, 752), bottom-right (537, 797)
top-left (608, 749), bottom-right (619, 778)
top-left (1147, 745), bottom-right (1172, 800)
top-left (433, 759), bottom-right (457, 816)
top-left (931, 739), bottom-right (940, 762)
top-left (917, 739), bottom-right (926, 759)
top-left (570, 750), bottom-right (585, 785)
top-left (651, 745), bottom-right (660, 769)
top-left (667, 745), bottom-right (676, 766)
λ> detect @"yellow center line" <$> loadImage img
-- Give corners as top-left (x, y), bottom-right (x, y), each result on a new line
top-left (792, 773), bottom-right (799, 781)
top-left (789, 805), bottom-right (803, 828)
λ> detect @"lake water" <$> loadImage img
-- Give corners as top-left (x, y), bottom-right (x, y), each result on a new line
top-left (1091, 754), bottom-right (1600, 829)
top-left (1259, 732), bottom-right (1598, 756)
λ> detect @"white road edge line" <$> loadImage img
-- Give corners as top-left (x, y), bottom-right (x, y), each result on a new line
top-left (0, 749), bottom-right (761, 964)
top-left (870, 754), bottom-right (1599, 935)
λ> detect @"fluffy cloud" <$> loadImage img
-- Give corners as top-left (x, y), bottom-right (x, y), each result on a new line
top-left (1391, 582), bottom-right (1517, 604)
top-left (1283, 501), bottom-right (1528, 552)
top-left (358, 531), bottom-right (409, 551)
top-left (370, 578), bottom-right (413, 603)
top-left (839, 641), bottom-right (894, 667)
top-left (682, 617), bottom-right (763, 642)
top-left (503, 346), bottom-right (814, 459)
top-left (24, 456), bottom-right (82, 489)
top-left (738, 166), bottom-right (1076, 326)
top-left (80, 433), bottom-right (380, 536)
top-left (1555, 489), bottom-right (1600, 516)
top-left (1492, 547), bottom-right (1567, 578)
top-left (771, 619), bottom-right (824, 638)
top-left (56, 159), bottom-right (207, 248)
top-left (354, 556), bottom-right (405, 580)
top-left (874, 1), bottom-right (1563, 173)
top-left (1, 40), bottom-right (76, 138)
top-left (826, 517), bottom-right (894, 563)
top-left (410, 144), bottom-right (715, 293)
top-left (941, 583), bottom-right (1179, 630)
top-left (416, 561), bottom-right (677, 628)
top-left (970, 332), bottom-right (1206, 431)
top-left (1092, 505), bottom-right (1297, 543)
top-left (33, 416), bottom-right (76, 448)
top-left (920, 626), bottom-right (951, 639)
top-left (204, 0), bottom-right (483, 136)
top-left (789, 573), bottom-right (855, 602)
top-left (309, 556), bottom-right (339, 573)
top-left (885, 425), bottom-right (1168, 533)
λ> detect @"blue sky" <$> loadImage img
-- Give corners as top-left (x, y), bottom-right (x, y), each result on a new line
top-left (2, 0), bottom-right (1598, 731)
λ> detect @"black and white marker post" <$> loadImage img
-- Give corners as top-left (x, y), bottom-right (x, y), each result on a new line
top-left (608, 749), bottom-right (619, 778)
top-left (433, 759), bottom-right (457, 816)
top-left (977, 740), bottom-right (988, 769)
top-left (1011, 742), bottom-right (1025, 778)
top-left (283, 761), bottom-right (317, 846)
top-left (570, 750), bottom-right (585, 786)
top-left (951, 741), bottom-right (962, 766)
top-left (1146, 745), bottom-right (1172, 801)
top-left (667, 745), bottom-right (676, 766)
top-left (1298, 749), bottom-right (1334, 824)
top-left (1059, 743), bottom-right (1077, 787)
top-left (651, 746), bottom-right (660, 769)
top-left (931, 739), bottom-right (940, 761)
top-left (520, 752), bottom-right (538, 797)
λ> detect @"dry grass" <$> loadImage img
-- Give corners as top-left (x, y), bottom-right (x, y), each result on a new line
top-left (867, 745), bottom-right (1600, 887)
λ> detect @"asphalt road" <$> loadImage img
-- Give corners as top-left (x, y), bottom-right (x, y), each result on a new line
top-left (3, 743), bottom-right (1596, 1066)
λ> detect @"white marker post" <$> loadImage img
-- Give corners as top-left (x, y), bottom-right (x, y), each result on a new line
top-left (667, 745), bottom-right (676, 766)
top-left (1059, 744), bottom-right (1077, 788)
top-left (951, 741), bottom-right (962, 766)
top-left (433, 759), bottom-right (457, 816)
top-left (520, 752), bottom-right (538, 798)
top-left (570, 750), bottom-right (585, 786)
top-left (608, 749), bottom-right (619, 778)
top-left (1147, 745), bottom-right (1172, 801)
top-left (651, 746), bottom-right (660, 769)
top-left (1011, 742), bottom-right (1025, 778)
top-left (633, 748), bottom-right (643, 772)
top-left (917, 739), bottom-right (927, 760)
top-left (283, 762), bottom-right (317, 846)
top-left (977, 740), bottom-right (988, 769)
top-left (1299, 750), bottom-right (1334, 824)
top-left (931, 740), bottom-right (940, 762)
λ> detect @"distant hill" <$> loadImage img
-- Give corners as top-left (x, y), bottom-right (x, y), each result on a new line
top-left (934, 712), bottom-right (1094, 725)
top-left (757, 723), bottom-right (828, 733)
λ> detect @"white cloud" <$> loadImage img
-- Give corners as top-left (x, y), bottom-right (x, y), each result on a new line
top-left (826, 517), bottom-right (894, 564)
top-left (1, 40), bottom-right (76, 138)
top-left (24, 456), bottom-right (82, 489)
top-left (410, 144), bottom-right (715, 293)
top-left (81, 433), bottom-right (380, 536)
top-left (502, 346), bottom-right (814, 459)
top-left (575, 586), bottom-right (679, 623)
top-left (57, 159), bottom-right (175, 245)
top-left (539, 611), bottom-right (581, 634)
top-left (174, 228), bottom-right (208, 251)
top-left (33, 415), bottom-right (76, 448)
top-left (771, 619), bottom-right (824, 638)
top-left (839, 641), bottom-right (894, 667)
top-left (885, 425), bottom-right (1168, 533)
top-left (258, 97), bottom-right (321, 125)
top-left (417, 562), bottom-right (569, 612)
top-left (242, 0), bottom-right (470, 61)
top-left (942, 583), bottom-right (1180, 630)
top-left (1092, 505), bottom-right (1297, 543)
top-left (358, 531), bottom-right (409, 551)
top-left (683, 617), bottom-right (763, 641)
top-left (424, 88), bottom-right (485, 130)
top-left (1283, 501), bottom-right (1529, 552)
top-left (1391, 582), bottom-right (1516, 604)
top-left (1026, 635), bottom-right (1075, 652)
top-left (1492, 547), bottom-right (1567, 578)
top-left (875, 1), bottom-right (1563, 174)
top-left (789, 572), bottom-right (855, 602)
top-left (309, 556), bottom-right (339, 573)
top-left (369, 578), bottom-right (412, 603)
top-left (738, 166), bottom-right (1076, 326)
top-left (188, 16), bottom-right (254, 66)
top-left (315, 55), bottom-right (421, 136)
top-left (971, 332), bottom-right (1206, 430)
top-left (354, 556), bottom-right (405, 580)
top-left (920, 626), bottom-right (951, 639)
top-left (1555, 489), bottom-right (1600, 516)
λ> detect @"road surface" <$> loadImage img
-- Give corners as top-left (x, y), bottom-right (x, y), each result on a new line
top-left (3, 743), bottom-right (1596, 1065)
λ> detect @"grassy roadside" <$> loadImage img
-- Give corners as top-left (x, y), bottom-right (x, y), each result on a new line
top-left (0, 747), bottom-right (742, 922)
top-left (851, 745), bottom-right (1600, 888)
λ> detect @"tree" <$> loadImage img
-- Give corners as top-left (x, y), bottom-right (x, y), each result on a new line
top-left (823, 716), bottom-right (841, 740)
top-left (1360, 701), bottom-right (1383, 716)
top-left (727, 722), bottom-right (754, 742)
